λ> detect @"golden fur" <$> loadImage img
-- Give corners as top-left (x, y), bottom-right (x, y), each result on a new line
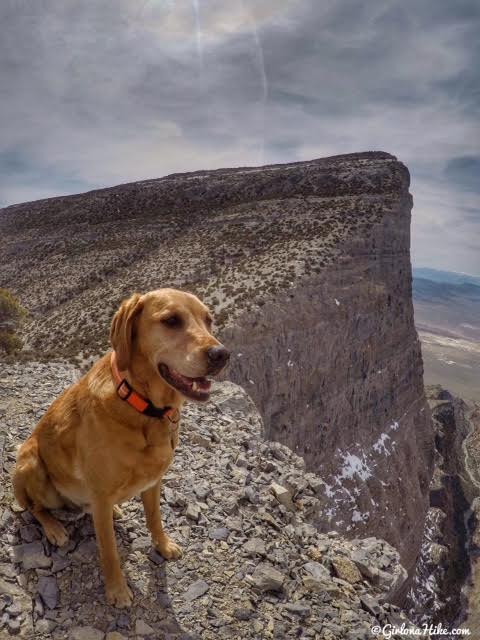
top-left (13, 289), bottom-right (227, 607)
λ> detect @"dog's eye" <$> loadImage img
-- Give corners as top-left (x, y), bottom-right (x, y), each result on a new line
top-left (162, 315), bottom-right (182, 328)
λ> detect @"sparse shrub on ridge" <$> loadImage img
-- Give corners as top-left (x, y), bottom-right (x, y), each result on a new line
top-left (0, 288), bottom-right (27, 355)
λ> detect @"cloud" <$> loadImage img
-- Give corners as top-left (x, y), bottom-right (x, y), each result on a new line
top-left (445, 156), bottom-right (480, 192)
top-left (0, 0), bottom-right (478, 273)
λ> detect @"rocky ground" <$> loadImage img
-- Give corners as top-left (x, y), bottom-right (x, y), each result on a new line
top-left (0, 363), bottom-right (415, 639)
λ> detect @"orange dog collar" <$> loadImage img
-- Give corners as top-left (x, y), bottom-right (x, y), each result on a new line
top-left (110, 351), bottom-right (179, 423)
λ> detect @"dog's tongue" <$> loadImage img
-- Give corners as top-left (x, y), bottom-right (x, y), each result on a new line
top-left (197, 378), bottom-right (211, 390)
top-left (170, 369), bottom-right (211, 390)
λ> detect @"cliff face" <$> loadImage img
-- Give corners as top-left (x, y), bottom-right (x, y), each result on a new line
top-left (0, 152), bottom-right (433, 580)
top-left (407, 387), bottom-right (475, 623)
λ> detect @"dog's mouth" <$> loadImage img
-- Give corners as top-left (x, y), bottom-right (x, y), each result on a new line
top-left (158, 364), bottom-right (212, 401)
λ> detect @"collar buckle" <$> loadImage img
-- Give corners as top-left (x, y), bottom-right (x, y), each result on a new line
top-left (117, 379), bottom-right (133, 400)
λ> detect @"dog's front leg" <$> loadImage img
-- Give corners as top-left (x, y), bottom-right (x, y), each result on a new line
top-left (141, 481), bottom-right (182, 560)
top-left (91, 496), bottom-right (133, 607)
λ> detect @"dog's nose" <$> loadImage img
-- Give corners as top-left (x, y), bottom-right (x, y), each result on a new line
top-left (206, 345), bottom-right (230, 371)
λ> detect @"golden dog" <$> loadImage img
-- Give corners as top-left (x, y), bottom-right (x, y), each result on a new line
top-left (13, 289), bottom-right (230, 607)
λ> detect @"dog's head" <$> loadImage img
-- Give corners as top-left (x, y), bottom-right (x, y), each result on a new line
top-left (110, 289), bottom-right (229, 402)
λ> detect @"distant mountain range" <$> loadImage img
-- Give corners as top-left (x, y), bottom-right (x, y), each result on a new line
top-left (413, 270), bottom-right (480, 307)
top-left (412, 266), bottom-right (479, 400)
top-left (413, 267), bottom-right (480, 288)
top-left (413, 267), bottom-right (480, 339)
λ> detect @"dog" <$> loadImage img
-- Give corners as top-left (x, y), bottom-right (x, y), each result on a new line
top-left (13, 288), bottom-right (230, 607)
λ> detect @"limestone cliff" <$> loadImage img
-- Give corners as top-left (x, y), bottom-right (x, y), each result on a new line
top-left (0, 152), bottom-right (433, 581)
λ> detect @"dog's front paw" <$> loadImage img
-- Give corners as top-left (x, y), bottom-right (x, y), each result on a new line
top-left (154, 535), bottom-right (182, 560)
top-left (106, 579), bottom-right (133, 608)
top-left (44, 519), bottom-right (69, 547)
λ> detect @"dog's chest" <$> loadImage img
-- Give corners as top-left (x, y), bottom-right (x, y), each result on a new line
top-left (116, 425), bottom-right (178, 502)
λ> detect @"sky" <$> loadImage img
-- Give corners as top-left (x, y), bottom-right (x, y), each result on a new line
top-left (0, 0), bottom-right (479, 274)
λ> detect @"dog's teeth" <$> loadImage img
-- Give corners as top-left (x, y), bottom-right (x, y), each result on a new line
top-left (192, 382), bottom-right (198, 392)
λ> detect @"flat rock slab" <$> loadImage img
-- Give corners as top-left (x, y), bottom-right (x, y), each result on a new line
top-left (11, 541), bottom-right (51, 570)
top-left (183, 579), bottom-right (209, 602)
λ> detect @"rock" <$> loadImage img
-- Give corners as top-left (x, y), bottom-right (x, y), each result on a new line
top-left (209, 527), bottom-right (229, 541)
top-left (302, 575), bottom-right (331, 593)
top-left (185, 503), bottom-right (201, 522)
top-left (184, 580), bottom-right (209, 602)
top-left (360, 594), bottom-right (381, 617)
top-left (303, 561), bottom-right (330, 581)
top-left (12, 542), bottom-right (51, 570)
top-left (0, 564), bottom-right (17, 580)
top-left (106, 633), bottom-right (127, 640)
top-left (252, 620), bottom-right (263, 634)
top-left (243, 486), bottom-right (258, 504)
top-left (36, 619), bottom-right (57, 634)
top-left (233, 608), bottom-right (253, 621)
top-left (243, 538), bottom-right (266, 557)
top-left (249, 563), bottom-right (285, 592)
top-left (351, 550), bottom-right (378, 581)
top-left (71, 627), bottom-right (105, 640)
top-left (307, 475), bottom-right (325, 494)
top-left (51, 554), bottom-right (69, 573)
top-left (33, 594), bottom-right (44, 617)
top-left (6, 600), bottom-right (24, 616)
top-left (37, 576), bottom-right (59, 609)
top-left (261, 460), bottom-right (278, 473)
top-left (148, 548), bottom-right (165, 565)
top-left (0, 509), bottom-right (14, 529)
top-left (235, 455), bottom-right (249, 468)
top-left (163, 486), bottom-right (177, 505)
top-left (270, 482), bottom-right (294, 510)
top-left (116, 614), bottom-right (130, 629)
top-left (19, 524), bottom-right (41, 543)
top-left (131, 536), bottom-right (150, 551)
top-left (7, 618), bottom-right (21, 635)
top-left (332, 556), bottom-right (363, 584)
top-left (283, 602), bottom-right (311, 617)
top-left (0, 578), bottom-right (22, 598)
top-left (193, 483), bottom-right (211, 500)
top-left (135, 619), bottom-right (155, 636)
top-left (190, 433), bottom-right (211, 448)
top-left (377, 564), bottom-right (408, 601)
top-left (72, 539), bottom-right (97, 563)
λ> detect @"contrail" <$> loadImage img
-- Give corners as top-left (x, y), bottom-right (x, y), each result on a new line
top-left (192, 0), bottom-right (204, 69)
top-left (242, 1), bottom-right (269, 164)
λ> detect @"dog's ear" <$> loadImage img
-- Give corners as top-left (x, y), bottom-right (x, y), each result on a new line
top-left (110, 293), bottom-right (144, 370)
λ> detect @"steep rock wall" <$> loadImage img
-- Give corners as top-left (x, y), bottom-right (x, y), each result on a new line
top-left (407, 387), bottom-right (475, 623)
